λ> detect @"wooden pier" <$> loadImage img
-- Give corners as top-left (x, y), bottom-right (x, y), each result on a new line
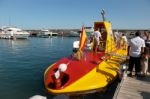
top-left (113, 76), bottom-right (150, 99)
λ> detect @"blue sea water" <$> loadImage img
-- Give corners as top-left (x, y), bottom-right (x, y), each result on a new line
top-left (0, 37), bottom-right (78, 99)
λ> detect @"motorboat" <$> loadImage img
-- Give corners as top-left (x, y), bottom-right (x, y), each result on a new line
top-left (44, 11), bottom-right (127, 95)
top-left (68, 31), bottom-right (80, 37)
top-left (37, 29), bottom-right (51, 38)
top-left (37, 29), bottom-right (58, 38)
top-left (85, 27), bottom-right (94, 36)
top-left (0, 27), bottom-right (30, 39)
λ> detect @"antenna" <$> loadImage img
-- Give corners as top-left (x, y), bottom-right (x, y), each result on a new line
top-left (101, 9), bottom-right (106, 21)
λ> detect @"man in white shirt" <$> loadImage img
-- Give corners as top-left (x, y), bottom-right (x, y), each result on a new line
top-left (127, 31), bottom-right (145, 77)
top-left (93, 28), bottom-right (102, 52)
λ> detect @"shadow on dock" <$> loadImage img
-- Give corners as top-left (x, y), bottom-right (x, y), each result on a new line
top-left (114, 75), bottom-right (150, 99)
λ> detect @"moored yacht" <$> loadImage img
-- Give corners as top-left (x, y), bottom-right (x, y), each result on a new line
top-left (0, 27), bottom-right (30, 39)
top-left (85, 27), bottom-right (94, 36)
top-left (68, 31), bottom-right (80, 37)
top-left (37, 29), bottom-right (58, 37)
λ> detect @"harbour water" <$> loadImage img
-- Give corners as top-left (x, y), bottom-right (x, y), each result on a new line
top-left (0, 37), bottom-right (119, 99)
top-left (0, 37), bottom-right (78, 99)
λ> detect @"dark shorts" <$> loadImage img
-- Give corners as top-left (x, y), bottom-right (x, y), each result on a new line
top-left (146, 43), bottom-right (150, 48)
top-left (145, 48), bottom-right (150, 55)
top-left (145, 40), bottom-right (150, 48)
top-left (128, 56), bottom-right (141, 73)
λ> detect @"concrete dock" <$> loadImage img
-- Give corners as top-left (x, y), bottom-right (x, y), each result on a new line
top-left (113, 76), bottom-right (150, 99)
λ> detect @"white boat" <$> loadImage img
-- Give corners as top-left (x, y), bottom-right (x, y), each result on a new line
top-left (85, 27), bottom-right (94, 36)
top-left (68, 31), bottom-right (80, 37)
top-left (37, 30), bottom-right (58, 38)
top-left (0, 27), bottom-right (30, 39)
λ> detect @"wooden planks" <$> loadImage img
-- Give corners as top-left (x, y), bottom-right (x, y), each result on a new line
top-left (114, 76), bottom-right (150, 99)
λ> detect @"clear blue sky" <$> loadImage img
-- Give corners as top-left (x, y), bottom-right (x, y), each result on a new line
top-left (0, 0), bottom-right (150, 29)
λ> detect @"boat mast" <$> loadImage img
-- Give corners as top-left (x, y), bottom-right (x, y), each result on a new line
top-left (101, 9), bottom-right (106, 22)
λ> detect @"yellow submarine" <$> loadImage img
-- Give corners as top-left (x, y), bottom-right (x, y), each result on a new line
top-left (44, 10), bottom-right (127, 95)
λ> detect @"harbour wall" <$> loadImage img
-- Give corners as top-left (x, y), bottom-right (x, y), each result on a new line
top-left (26, 29), bottom-right (150, 37)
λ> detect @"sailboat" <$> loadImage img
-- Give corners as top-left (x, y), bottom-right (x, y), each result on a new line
top-left (44, 11), bottom-right (127, 95)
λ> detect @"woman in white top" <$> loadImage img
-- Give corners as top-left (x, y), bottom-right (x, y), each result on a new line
top-left (113, 31), bottom-right (121, 49)
top-left (121, 33), bottom-right (128, 50)
top-left (142, 31), bottom-right (148, 41)
top-left (141, 34), bottom-right (150, 76)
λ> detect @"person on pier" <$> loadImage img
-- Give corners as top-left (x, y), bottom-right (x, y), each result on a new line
top-left (127, 31), bottom-right (145, 77)
top-left (141, 33), bottom-right (150, 77)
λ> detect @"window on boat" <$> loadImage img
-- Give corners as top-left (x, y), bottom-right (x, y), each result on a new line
top-left (8, 29), bottom-right (12, 31)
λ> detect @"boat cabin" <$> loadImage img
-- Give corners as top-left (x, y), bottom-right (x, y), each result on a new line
top-left (93, 21), bottom-right (115, 54)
